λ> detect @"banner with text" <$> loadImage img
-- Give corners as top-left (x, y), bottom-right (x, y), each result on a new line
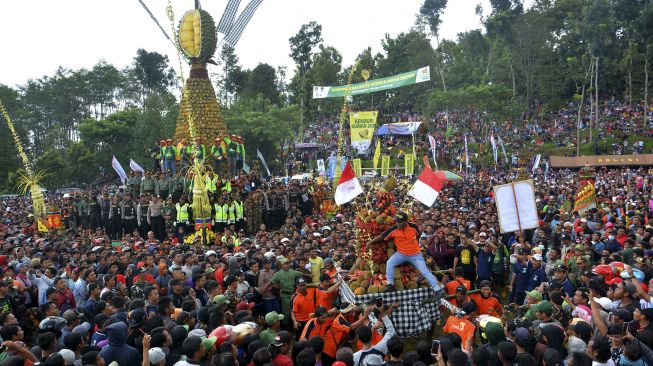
top-left (381, 155), bottom-right (390, 177)
top-left (404, 154), bottom-right (415, 176)
top-left (313, 67), bottom-right (431, 99)
top-left (352, 159), bottom-right (362, 177)
top-left (350, 111), bottom-right (378, 153)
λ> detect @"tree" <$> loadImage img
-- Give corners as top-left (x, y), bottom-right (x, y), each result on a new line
top-left (289, 21), bottom-right (323, 124)
top-left (220, 44), bottom-right (246, 105)
top-left (0, 84), bottom-right (25, 192)
top-left (131, 49), bottom-right (176, 99)
top-left (242, 63), bottom-right (280, 105)
top-left (418, 0), bottom-right (448, 90)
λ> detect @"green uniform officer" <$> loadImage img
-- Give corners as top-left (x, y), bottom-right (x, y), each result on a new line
top-left (269, 257), bottom-right (304, 327)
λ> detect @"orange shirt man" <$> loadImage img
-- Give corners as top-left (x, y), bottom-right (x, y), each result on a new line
top-left (470, 280), bottom-right (503, 317)
top-left (443, 301), bottom-right (477, 351)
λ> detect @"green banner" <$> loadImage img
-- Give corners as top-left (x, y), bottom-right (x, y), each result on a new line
top-left (313, 67), bottom-right (431, 99)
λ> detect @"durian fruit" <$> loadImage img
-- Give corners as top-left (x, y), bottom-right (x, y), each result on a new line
top-left (178, 9), bottom-right (217, 62)
top-left (354, 287), bottom-right (366, 295)
top-left (383, 176), bottom-right (397, 192)
top-left (174, 63), bottom-right (228, 142)
top-left (359, 279), bottom-right (370, 289)
top-left (407, 281), bottom-right (418, 290)
top-left (349, 280), bottom-right (361, 289)
top-left (394, 282), bottom-right (405, 290)
top-left (367, 285), bottom-right (379, 294)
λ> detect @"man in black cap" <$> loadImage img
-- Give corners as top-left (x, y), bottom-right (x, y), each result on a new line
top-left (367, 211), bottom-right (444, 300)
top-left (550, 264), bottom-right (575, 297)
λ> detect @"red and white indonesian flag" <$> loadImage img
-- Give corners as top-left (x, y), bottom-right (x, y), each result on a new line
top-left (334, 161), bottom-right (364, 205)
top-left (408, 166), bottom-right (447, 207)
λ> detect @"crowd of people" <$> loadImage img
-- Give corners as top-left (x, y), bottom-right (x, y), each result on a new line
top-left (0, 97), bottom-right (651, 366)
top-left (0, 158), bottom-right (652, 366)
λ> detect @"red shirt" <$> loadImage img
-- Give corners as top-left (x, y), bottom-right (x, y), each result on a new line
top-left (272, 353), bottom-right (293, 366)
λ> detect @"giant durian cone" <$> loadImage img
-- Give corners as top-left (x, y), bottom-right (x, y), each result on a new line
top-left (174, 63), bottom-right (228, 141)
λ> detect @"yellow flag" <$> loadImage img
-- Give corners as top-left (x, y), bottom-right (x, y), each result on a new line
top-left (381, 155), bottom-right (390, 177)
top-left (37, 219), bottom-right (48, 233)
top-left (404, 154), bottom-right (414, 176)
top-left (373, 139), bottom-right (381, 171)
top-left (352, 159), bottom-right (362, 177)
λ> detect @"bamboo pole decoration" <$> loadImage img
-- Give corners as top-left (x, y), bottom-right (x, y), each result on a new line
top-left (334, 58), bottom-right (362, 191)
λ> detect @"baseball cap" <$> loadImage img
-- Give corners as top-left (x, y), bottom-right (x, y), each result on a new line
top-left (201, 336), bottom-right (217, 352)
top-left (593, 297), bottom-right (613, 312)
top-left (512, 327), bottom-right (531, 344)
top-left (531, 254), bottom-right (543, 261)
top-left (205, 250), bottom-right (217, 257)
top-left (534, 300), bottom-right (553, 315)
top-left (526, 290), bottom-right (543, 302)
top-left (455, 285), bottom-right (467, 294)
top-left (296, 277), bottom-right (307, 285)
top-left (63, 309), bottom-right (80, 322)
top-left (272, 330), bottom-right (293, 347)
top-left (361, 354), bottom-right (385, 366)
top-left (611, 308), bottom-right (633, 323)
top-left (236, 301), bottom-right (255, 312)
top-left (149, 347), bottom-right (166, 364)
top-left (188, 329), bottom-right (207, 338)
top-left (128, 308), bottom-right (147, 328)
top-left (554, 264), bottom-right (568, 272)
top-left (213, 295), bottom-right (229, 306)
top-left (277, 257), bottom-right (289, 265)
top-left (265, 311), bottom-right (284, 325)
top-left (59, 349), bottom-right (75, 365)
top-left (72, 322), bottom-right (91, 336)
top-left (280, 238), bottom-right (290, 243)
top-left (394, 212), bottom-right (408, 222)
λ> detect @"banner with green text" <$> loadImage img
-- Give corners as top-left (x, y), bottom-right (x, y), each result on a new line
top-left (312, 67), bottom-right (431, 99)
top-left (350, 111), bottom-right (378, 153)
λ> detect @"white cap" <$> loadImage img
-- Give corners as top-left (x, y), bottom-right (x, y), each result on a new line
top-left (532, 254), bottom-right (543, 261)
top-left (322, 226), bottom-right (332, 232)
top-left (149, 347), bottom-right (166, 364)
top-left (280, 238), bottom-right (290, 243)
top-left (63, 193), bottom-right (70, 199)
top-left (59, 349), bottom-right (75, 365)
top-left (593, 297), bottom-right (613, 312)
top-left (313, 232), bottom-right (322, 237)
top-left (205, 250), bottom-right (217, 257)
top-left (91, 246), bottom-right (102, 252)
top-left (563, 222), bottom-right (573, 227)
top-left (188, 329), bottom-right (207, 338)
top-left (264, 251), bottom-right (275, 259)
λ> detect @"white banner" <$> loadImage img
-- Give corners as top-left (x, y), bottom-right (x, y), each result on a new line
top-left (129, 159), bottom-right (145, 175)
top-left (256, 148), bottom-right (271, 176)
top-left (532, 154), bottom-right (541, 175)
top-left (112, 156), bottom-right (127, 184)
top-left (493, 180), bottom-right (539, 233)
top-left (490, 134), bottom-right (498, 165)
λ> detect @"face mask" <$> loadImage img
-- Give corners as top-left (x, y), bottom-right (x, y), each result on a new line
top-left (609, 236), bottom-right (615, 240)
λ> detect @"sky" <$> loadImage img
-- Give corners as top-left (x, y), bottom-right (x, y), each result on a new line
top-left (0, 0), bottom-right (494, 88)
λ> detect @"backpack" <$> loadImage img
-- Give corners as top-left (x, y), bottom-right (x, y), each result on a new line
top-left (358, 348), bottom-right (385, 366)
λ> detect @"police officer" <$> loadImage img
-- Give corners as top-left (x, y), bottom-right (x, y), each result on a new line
top-left (108, 194), bottom-right (122, 239)
top-left (211, 137), bottom-right (226, 175)
top-left (137, 194), bottom-right (150, 237)
top-left (121, 192), bottom-right (138, 236)
top-left (158, 172), bottom-right (172, 201)
top-left (175, 196), bottom-right (191, 234)
top-left (213, 197), bottom-right (227, 233)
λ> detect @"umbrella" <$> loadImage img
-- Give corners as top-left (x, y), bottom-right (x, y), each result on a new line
top-left (439, 170), bottom-right (462, 180)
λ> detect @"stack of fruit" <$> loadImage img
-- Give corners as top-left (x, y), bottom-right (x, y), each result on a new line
top-left (347, 177), bottom-right (426, 295)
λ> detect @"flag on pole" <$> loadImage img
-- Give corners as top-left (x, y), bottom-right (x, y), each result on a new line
top-left (428, 134), bottom-right (438, 169)
top-left (498, 135), bottom-right (508, 164)
top-left (532, 154), bottom-right (541, 175)
top-left (112, 156), bottom-right (127, 184)
top-left (129, 159), bottom-right (145, 175)
top-left (408, 165), bottom-right (447, 207)
top-left (334, 161), bottom-right (363, 205)
top-left (256, 148), bottom-right (271, 176)
top-left (464, 134), bottom-right (470, 170)
top-left (490, 134), bottom-right (498, 165)
top-left (372, 139), bottom-right (381, 171)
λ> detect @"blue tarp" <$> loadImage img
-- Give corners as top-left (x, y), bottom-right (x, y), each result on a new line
top-left (376, 122), bottom-right (422, 136)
